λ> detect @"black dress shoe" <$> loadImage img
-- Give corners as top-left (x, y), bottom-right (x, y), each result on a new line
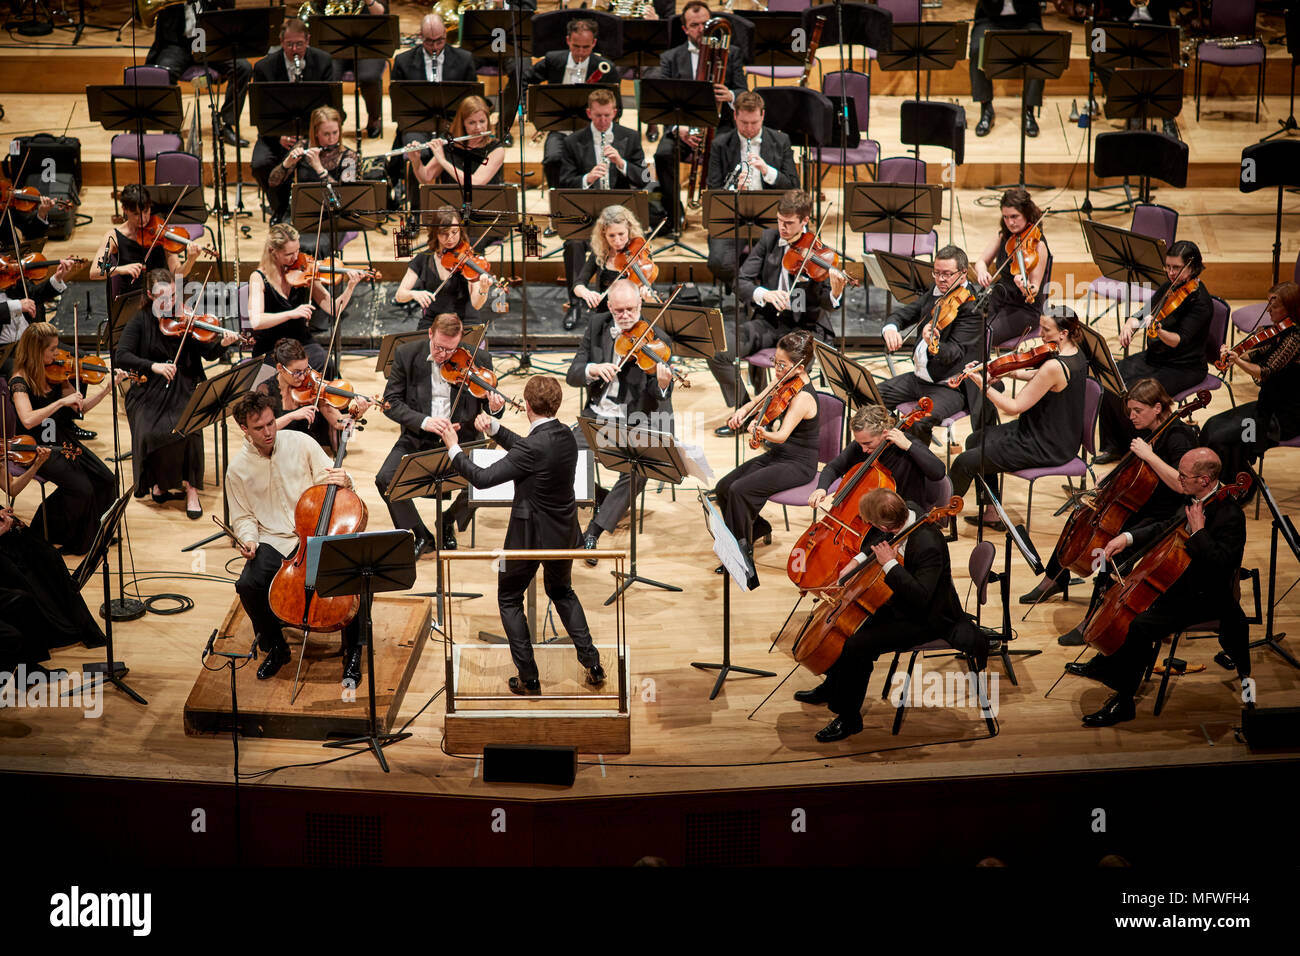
top-left (794, 683), bottom-right (829, 705)
top-left (1092, 449), bottom-right (1122, 466)
top-left (563, 313), bottom-right (578, 331)
top-left (150, 489), bottom-right (169, 504)
top-left (366, 118), bottom-right (382, 139)
top-left (583, 532), bottom-right (600, 567)
top-left (342, 646), bottom-right (362, 687)
top-left (1082, 694), bottom-right (1135, 728)
top-left (72, 425), bottom-right (96, 441)
top-left (714, 424), bottom-right (738, 437)
top-left (220, 125), bottom-right (248, 148)
top-left (1064, 656), bottom-right (1106, 681)
top-left (257, 642), bottom-right (291, 680)
top-left (975, 103), bottom-right (994, 137)
top-left (1019, 576), bottom-right (1066, 605)
top-left (1057, 625), bottom-right (1085, 647)
top-left (82, 632), bottom-right (107, 649)
top-left (508, 676), bottom-right (541, 695)
top-left (646, 125), bottom-right (659, 143)
top-left (1213, 651), bottom-right (1237, 672)
top-left (752, 516), bottom-right (772, 546)
top-left (412, 535), bottom-right (434, 558)
top-left (1024, 109), bottom-right (1039, 138)
top-left (441, 528), bottom-right (458, 551)
top-left (585, 664), bottom-right (606, 686)
top-left (814, 715), bottom-right (863, 742)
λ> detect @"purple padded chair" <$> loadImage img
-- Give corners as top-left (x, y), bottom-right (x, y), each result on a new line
top-left (1006, 377), bottom-right (1102, 536)
top-left (862, 156), bottom-right (937, 258)
top-left (1195, 0), bottom-right (1265, 122)
top-left (1086, 203), bottom-right (1179, 331)
top-left (112, 67), bottom-right (183, 219)
top-left (153, 150), bottom-right (207, 245)
top-left (810, 71), bottom-right (881, 183)
top-left (1170, 294), bottom-right (1234, 407)
top-left (767, 392), bottom-right (846, 530)
top-left (1231, 250), bottom-right (1300, 344)
top-left (866, 0), bottom-right (920, 58)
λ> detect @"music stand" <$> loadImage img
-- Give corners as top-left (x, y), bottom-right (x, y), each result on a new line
top-left (876, 21), bottom-right (968, 100)
top-left (638, 77), bottom-right (719, 259)
top-left (692, 490), bottom-right (774, 699)
top-left (528, 82), bottom-right (623, 135)
top-left (658, 305), bottom-right (728, 361)
top-left (1094, 129), bottom-right (1188, 207)
top-left (418, 184), bottom-right (518, 247)
top-left (975, 476), bottom-right (1043, 685)
top-left (1104, 67), bottom-right (1184, 129)
top-left (1252, 474), bottom-right (1300, 671)
top-left (813, 340), bottom-right (883, 414)
top-left (459, 10), bottom-right (532, 144)
top-left (85, 84), bottom-right (184, 187)
top-left (1080, 218), bottom-right (1168, 330)
top-left (899, 99), bottom-right (965, 243)
top-left (146, 183), bottom-right (209, 236)
top-left (873, 249), bottom-right (935, 305)
top-left (375, 330), bottom-right (426, 377)
top-left (311, 529), bottom-right (418, 772)
top-left (530, 10), bottom-right (624, 59)
top-left (1262, 6), bottom-right (1300, 142)
top-left (754, 86), bottom-right (833, 204)
top-left (176, 356), bottom-right (266, 552)
top-left (249, 80), bottom-right (345, 148)
top-left (310, 15), bottom-right (400, 147)
top-left (978, 30), bottom-right (1070, 189)
top-left (389, 80), bottom-right (485, 136)
top-left (548, 189), bottom-right (650, 242)
top-left (105, 290), bottom-right (144, 352)
top-left (847, 182), bottom-right (943, 242)
top-left (1072, 320), bottom-right (1126, 403)
top-left (615, 19), bottom-right (671, 136)
top-left (1240, 140), bottom-right (1300, 287)
top-left (805, 3), bottom-right (892, 73)
top-left (743, 12), bottom-right (805, 86)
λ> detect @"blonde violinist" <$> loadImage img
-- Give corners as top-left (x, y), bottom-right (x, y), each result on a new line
top-left (268, 106), bottom-right (358, 258)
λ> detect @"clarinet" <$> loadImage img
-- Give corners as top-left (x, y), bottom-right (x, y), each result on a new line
top-left (598, 131), bottom-right (610, 189)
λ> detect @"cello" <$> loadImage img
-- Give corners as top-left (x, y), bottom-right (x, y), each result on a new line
top-left (1083, 473), bottom-right (1252, 656)
top-left (790, 497), bottom-right (964, 675)
top-left (786, 398), bottom-right (933, 590)
top-left (1052, 390), bottom-right (1211, 578)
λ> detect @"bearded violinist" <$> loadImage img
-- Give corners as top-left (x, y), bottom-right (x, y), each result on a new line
top-left (1065, 448), bottom-right (1250, 727)
top-left (878, 244), bottom-right (993, 448)
top-left (1095, 241), bottom-right (1211, 464)
top-left (807, 405), bottom-right (945, 514)
top-left (377, 314), bottom-right (504, 556)
top-left (973, 188), bottom-right (1050, 346)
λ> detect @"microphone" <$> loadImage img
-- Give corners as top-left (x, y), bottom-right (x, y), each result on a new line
top-left (323, 179), bottom-right (341, 210)
top-left (202, 628), bottom-right (217, 662)
top-left (292, 54), bottom-right (304, 81)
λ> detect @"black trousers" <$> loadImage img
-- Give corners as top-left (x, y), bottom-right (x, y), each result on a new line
top-left (148, 45), bottom-right (252, 128)
top-left (337, 56), bottom-right (385, 123)
top-left (542, 131), bottom-right (568, 188)
top-left (706, 316), bottom-right (783, 409)
top-left (878, 372), bottom-right (970, 448)
top-left (1202, 400), bottom-right (1298, 492)
top-left (1098, 354), bottom-right (1206, 453)
top-left (236, 543), bottom-right (360, 653)
top-left (715, 451), bottom-right (817, 543)
top-left (498, 556), bottom-right (600, 682)
top-left (822, 616), bottom-right (934, 720)
top-left (707, 238), bottom-right (752, 286)
top-left (948, 425), bottom-right (1059, 501)
top-left (970, 17), bottom-right (1044, 108)
top-left (564, 239), bottom-right (590, 309)
top-left (988, 298), bottom-right (1041, 346)
top-left (375, 434), bottom-right (471, 539)
top-left (32, 445), bottom-right (116, 556)
top-left (251, 140), bottom-right (292, 219)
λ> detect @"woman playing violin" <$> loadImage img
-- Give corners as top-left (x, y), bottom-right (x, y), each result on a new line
top-left (974, 188), bottom-right (1050, 346)
top-left (394, 206), bottom-right (492, 331)
top-left (256, 337), bottom-right (371, 454)
top-left (248, 223), bottom-right (365, 370)
top-left (114, 269), bottom-right (241, 518)
top-left (87, 183), bottom-right (188, 297)
top-left (268, 106), bottom-right (359, 259)
top-left (570, 205), bottom-right (657, 330)
top-left (407, 95), bottom-right (505, 190)
top-left (806, 404), bottom-right (945, 514)
top-left (1203, 280), bottom-right (1300, 492)
top-left (948, 307), bottom-right (1088, 530)
top-left (1096, 240), bottom-right (1211, 464)
top-left (713, 330), bottom-right (820, 576)
top-left (7, 322), bottom-right (122, 555)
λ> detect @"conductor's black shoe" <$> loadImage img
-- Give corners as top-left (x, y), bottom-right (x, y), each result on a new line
top-left (1024, 109), bottom-right (1040, 138)
top-left (794, 682), bottom-right (829, 705)
top-left (814, 715), bottom-right (863, 742)
top-left (1092, 449), bottom-right (1123, 466)
top-left (714, 424), bottom-right (738, 437)
top-left (342, 647), bottom-right (363, 687)
top-left (257, 642), bottom-right (291, 680)
top-left (1020, 576), bottom-right (1066, 605)
top-left (508, 676), bottom-right (541, 695)
top-left (583, 532), bottom-right (600, 567)
top-left (975, 102), bottom-right (994, 137)
top-left (441, 527), bottom-right (458, 551)
top-left (1065, 656), bottom-right (1106, 681)
top-left (1082, 694), bottom-right (1135, 728)
top-left (1057, 625), bottom-right (1085, 647)
top-left (220, 125), bottom-right (248, 148)
top-left (585, 664), bottom-right (606, 686)
top-left (72, 425), bottom-right (96, 442)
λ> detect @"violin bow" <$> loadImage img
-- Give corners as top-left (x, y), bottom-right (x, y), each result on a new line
top-left (609, 283), bottom-right (685, 378)
top-left (594, 219), bottom-right (666, 305)
top-left (140, 185), bottom-right (190, 266)
top-left (165, 265), bottom-right (216, 387)
top-left (786, 200), bottom-right (835, 290)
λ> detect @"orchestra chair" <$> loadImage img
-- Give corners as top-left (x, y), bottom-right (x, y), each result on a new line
top-left (1085, 203), bottom-right (1179, 333)
top-left (765, 391), bottom-right (845, 531)
top-left (865, 0), bottom-right (920, 59)
top-left (112, 66), bottom-right (184, 221)
top-left (860, 156), bottom-right (935, 258)
top-left (153, 149), bottom-right (217, 252)
top-left (1194, 0), bottom-right (1266, 123)
top-left (745, 0), bottom-right (813, 84)
top-left (809, 71), bottom-right (881, 185)
top-left (1250, 434), bottom-right (1300, 520)
top-left (1169, 294), bottom-right (1234, 407)
top-left (1, 377), bottom-right (50, 537)
top-left (1005, 377), bottom-right (1102, 537)
top-left (742, 346), bottom-right (776, 397)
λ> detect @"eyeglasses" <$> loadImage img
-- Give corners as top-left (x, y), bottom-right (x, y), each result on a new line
top-left (1177, 471), bottom-right (1206, 482)
top-left (774, 360), bottom-right (794, 373)
top-left (278, 364), bottom-right (308, 380)
top-left (933, 270), bottom-right (961, 280)
top-left (429, 343), bottom-right (457, 354)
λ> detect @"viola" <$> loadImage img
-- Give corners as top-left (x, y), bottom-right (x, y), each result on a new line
top-left (1052, 390), bottom-right (1212, 579)
top-left (927, 283), bottom-right (974, 354)
top-left (284, 252), bottom-right (381, 288)
top-left (159, 310), bottom-right (255, 347)
top-left (946, 341), bottom-right (1058, 389)
top-left (1146, 277), bottom-right (1199, 341)
top-left (4, 435), bottom-right (82, 465)
top-left (0, 254), bottom-right (87, 290)
top-left (438, 346), bottom-right (523, 412)
top-left (787, 397), bottom-right (933, 591)
top-left (267, 425), bottom-right (367, 633)
top-left (1215, 316), bottom-right (1295, 371)
top-left (612, 319), bottom-right (691, 389)
top-left (781, 232), bottom-right (860, 287)
top-left (1005, 224), bottom-right (1042, 303)
top-left (290, 366), bottom-right (390, 414)
top-left (790, 497), bottom-right (964, 674)
top-left (608, 237), bottom-right (660, 297)
top-left (1083, 473), bottom-right (1252, 656)
top-left (0, 177), bottom-right (76, 213)
top-left (741, 368), bottom-right (809, 451)
top-left (138, 215), bottom-right (218, 259)
top-left (45, 349), bottom-right (146, 386)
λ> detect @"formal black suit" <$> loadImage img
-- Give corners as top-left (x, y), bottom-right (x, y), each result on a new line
top-left (448, 417), bottom-right (601, 683)
top-left (971, 0), bottom-right (1044, 108)
top-left (876, 281), bottom-right (997, 446)
top-left (706, 227), bottom-right (839, 407)
top-left (499, 49), bottom-right (617, 158)
top-left (376, 339), bottom-right (501, 542)
top-left (391, 44), bottom-right (478, 83)
top-left (0, 277), bottom-right (64, 347)
top-left (566, 313), bottom-right (675, 535)
top-left (145, 0), bottom-right (251, 129)
top-left (704, 125), bottom-right (799, 284)
top-left (819, 514), bottom-right (968, 721)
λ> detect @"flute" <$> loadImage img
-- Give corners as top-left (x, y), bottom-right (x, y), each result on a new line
top-left (380, 133), bottom-right (480, 159)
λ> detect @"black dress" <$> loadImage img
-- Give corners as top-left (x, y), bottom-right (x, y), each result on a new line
top-left (0, 520), bottom-right (107, 651)
top-left (407, 252), bottom-right (473, 331)
top-left (438, 143), bottom-right (504, 187)
top-left (987, 231), bottom-right (1049, 346)
top-left (111, 228), bottom-right (169, 298)
top-left (8, 375), bottom-right (116, 556)
top-left (569, 252), bottom-right (621, 331)
top-left (115, 308), bottom-right (228, 496)
top-left (251, 268), bottom-right (327, 370)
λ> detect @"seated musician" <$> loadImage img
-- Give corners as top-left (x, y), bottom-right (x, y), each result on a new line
top-left (973, 187), bottom-right (1050, 346)
top-left (394, 207), bottom-right (493, 330)
top-left (1095, 241), bottom-right (1211, 464)
top-left (250, 18), bottom-right (339, 225)
top-left (1066, 448), bottom-right (1250, 727)
top-left (649, 1), bottom-right (749, 233)
top-left (714, 330), bottom-right (820, 580)
top-left (145, 0), bottom-right (252, 148)
top-left (247, 223), bottom-right (365, 370)
top-left (0, 255), bottom-right (80, 348)
top-left (947, 307), bottom-right (1089, 530)
top-left (0, 171), bottom-right (63, 250)
top-left (114, 268), bottom-right (241, 518)
top-left (970, 0), bottom-right (1044, 139)
top-left (710, 189), bottom-right (846, 429)
top-left (807, 405), bottom-right (945, 514)
top-left (877, 244), bottom-right (992, 448)
top-left (87, 184), bottom-right (186, 298)
top-left (377, 313), bottom-right (504, 555)
top-left (267, 106), bottom-right (358, 259)
top-left (1204, 281), bottom-right (1300, 488)
top-left (795, 488), bottom-right (969, 742)
top-left (705, 90), bottom-right (799, 288)
top-left (1021, 378), bottom-right (1196, 646)
top-left (226, 390), bottom-right (363, 685)
top-left (256, 338), bottom-right (367, 454)
top-left (568, 279), bottom-right (676, 562)
top-left (407, 95), bottom-right (505, 198)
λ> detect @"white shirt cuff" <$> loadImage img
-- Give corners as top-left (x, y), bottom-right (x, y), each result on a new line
top-left (752, 287), bottom-right (767, 306)
top-left (585, 362), bottom-right (601, 381)
top-left (447, 445), bottom-right (462, 461)
top-left (50, 276), bottom-right (67, 293)
top-left (882, 323), bottom-right (898, 336)
top-left (830, 293), bottom-right (843, 309)
top-left (1123, 532), bottom-right (1134, 547)
top-left (582, 177), bottom-right (592, 189)
top-left (881, 558), bottom-right (900, 575)
top-left (5, 299), bottom-right (20, 319)
top-left (762, 166), bottom-right (778, 186)
top-left (420, 416), bottom-right (432, 432)
top-left (486, 417), bottom-right (501, 436)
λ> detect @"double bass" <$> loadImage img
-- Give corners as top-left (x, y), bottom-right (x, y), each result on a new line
top-left (786, 398), bottom-right (933, 590)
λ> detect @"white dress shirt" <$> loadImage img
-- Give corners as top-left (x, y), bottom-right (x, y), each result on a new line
top-left (423, 48), bottom-right (444, 82)
top-left (752, 233), bottom-right (844, 310)
top-left (419, 357), bottom-right (454, 431)
top-left (226, 430), bottom-right (343, 557)
top-left (882, 286), bottom-right (945, 384)
top-left (738, 134), bottom-right (778, 189)
top-left (585, 324), bottom-right (669, 418)
top-left (564, 53), bottom-right (588, 84)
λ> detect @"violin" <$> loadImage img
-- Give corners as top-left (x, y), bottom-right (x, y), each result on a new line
top-left (787, 397), bottom-right (933, 591)
top-left (790, 497), bottom-right (965, 674)
top-left (0, 254), bottom-right (87, 290)
top-left (608, 237), bottom-right (660, 298)
top-left (781, 232), bottom-right (860, 287)
top-left (946, 341), bottom-right (1058, 389)
top-left (45, 349), bottom-right (146, 386)
top-left (440, 239), bottom-right (504, 290)
top-left (4, 435), bottom-right (82, 465)
top-left (438, 346), bottom-right (523, 412)
top-left (159, 310), bottom-right (255, 347)
top-left (1145, 277), bottom-right (1199, 341)
top-left (1083, 473), bottom-right (1252, 656)
top-left (289, 365), bottom-right (389, 414)
top-left (1215, 316), bottom-right (1295, 371)
top-left (740, 366), bottom-right (809, 451)
top-left (1005, 224), bottom-right (1042, 303)
top-left (612, 319), bottom-right (691, 389)
top-left (138, 215), bottom-right (218, 259)
top-left (284, 252), bottom-right (381, 288)
top-left (0, 177), bottom-right (76, 213)
top-left (928, 283), bottom-right (974, 354)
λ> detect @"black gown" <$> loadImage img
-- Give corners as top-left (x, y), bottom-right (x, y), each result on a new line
top-left (987, 231), bottom-right (1050, 346)
top-left (407, 251), bottom-right (474, 331)
top-left (0, 520), bottom-right (107, 653)
top-left (251, 269), bottom-right (327, 371)
top-left (115, 309), bottom-right (228, 496)
top-left (110, 228), bottom-right (170, 298)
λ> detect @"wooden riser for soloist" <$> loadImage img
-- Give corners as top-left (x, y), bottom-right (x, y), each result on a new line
top-left (183, 595), bottom-right (431, 741)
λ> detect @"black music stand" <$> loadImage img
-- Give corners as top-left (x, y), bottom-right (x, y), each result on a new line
top-left (146, 184), bottom-right (210, 244)
top-left (638, 77), bottom-right (719, 259)
top-left (975, 476), bottom-right (1044, 685)
top-left (1073, 320), bottom-right (1126, 403)
top-left (248, 81), bottom-right (345, 161)
top-left (813, 340), bottom-right (883, 420)
top-left (312, 529), bottom-right (418, 772)
top-left (744, 12), bottom-right (805, 86)
top-left (873, 249), bottom-right (935, 304)
top-left (876, 21), bottom-right (968, 100)
top-left (616, 19), bottom-right (671, 137)
top-left (547, 187), bottom-right (650, 264)
top-left (1104, 67), bottom-right (1184, 129)
top-left (1263, 6), bottom-right (1300, 142)
top-left (375, 330), bottom-right (426, 378)
top-left (899, 99), bottom-right (964, 244)
top-left (104, 289), bottom-right (144, 352)
top-left (418, 183), bottom-right (518, 248)
top-left (847, 182), bottom-right (943, 248)
top-left (692, 490), bottom-right (773, 700)
top-left (1081, 218), bottom-right (1169, 331)
top-left (85, 84), bottom-right (184, 188)
top-left (658, 305), bottom-right (728, 362)
top-left (460, 10), bottom-right (532, 144)
top-left (576, 417), bottom-right (685, 605)
top-left (529, 82), bottom-right (623, 134)
top-left (755, 86), bottom-right (834, 205)
top-left (978, 30), bottom-right (1070, 189)
top-left (1239, 140), bottom-right (1300, 287)
top-left (805, 3), bottom-right (892, 73)
top-left (310, 14), bottom-right (400, 148)
top-left (1093, 129), bottom-right (1188, 208)
top-left (390, 80), bottom-right (485, 136)
top-left (176, 356), bottom-right (267, 552)
top-left (1252, 474), bottom-right (1300, 671)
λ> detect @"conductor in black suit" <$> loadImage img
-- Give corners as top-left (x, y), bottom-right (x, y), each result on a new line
top-left (376, 314), bottom-right (504, 555)
top-left (250, 18), bottom-right (342, 224)
top-left (434, 376), bottom-right (606, 695)
top-left (970, 0), bottom-right (1044, 139)
top-left (1065, 448), bottom-right (1251, 728)
top-left (705, 90), bottom-right (799, 286)
top-left (710, 190), bottom-right (846, 421)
